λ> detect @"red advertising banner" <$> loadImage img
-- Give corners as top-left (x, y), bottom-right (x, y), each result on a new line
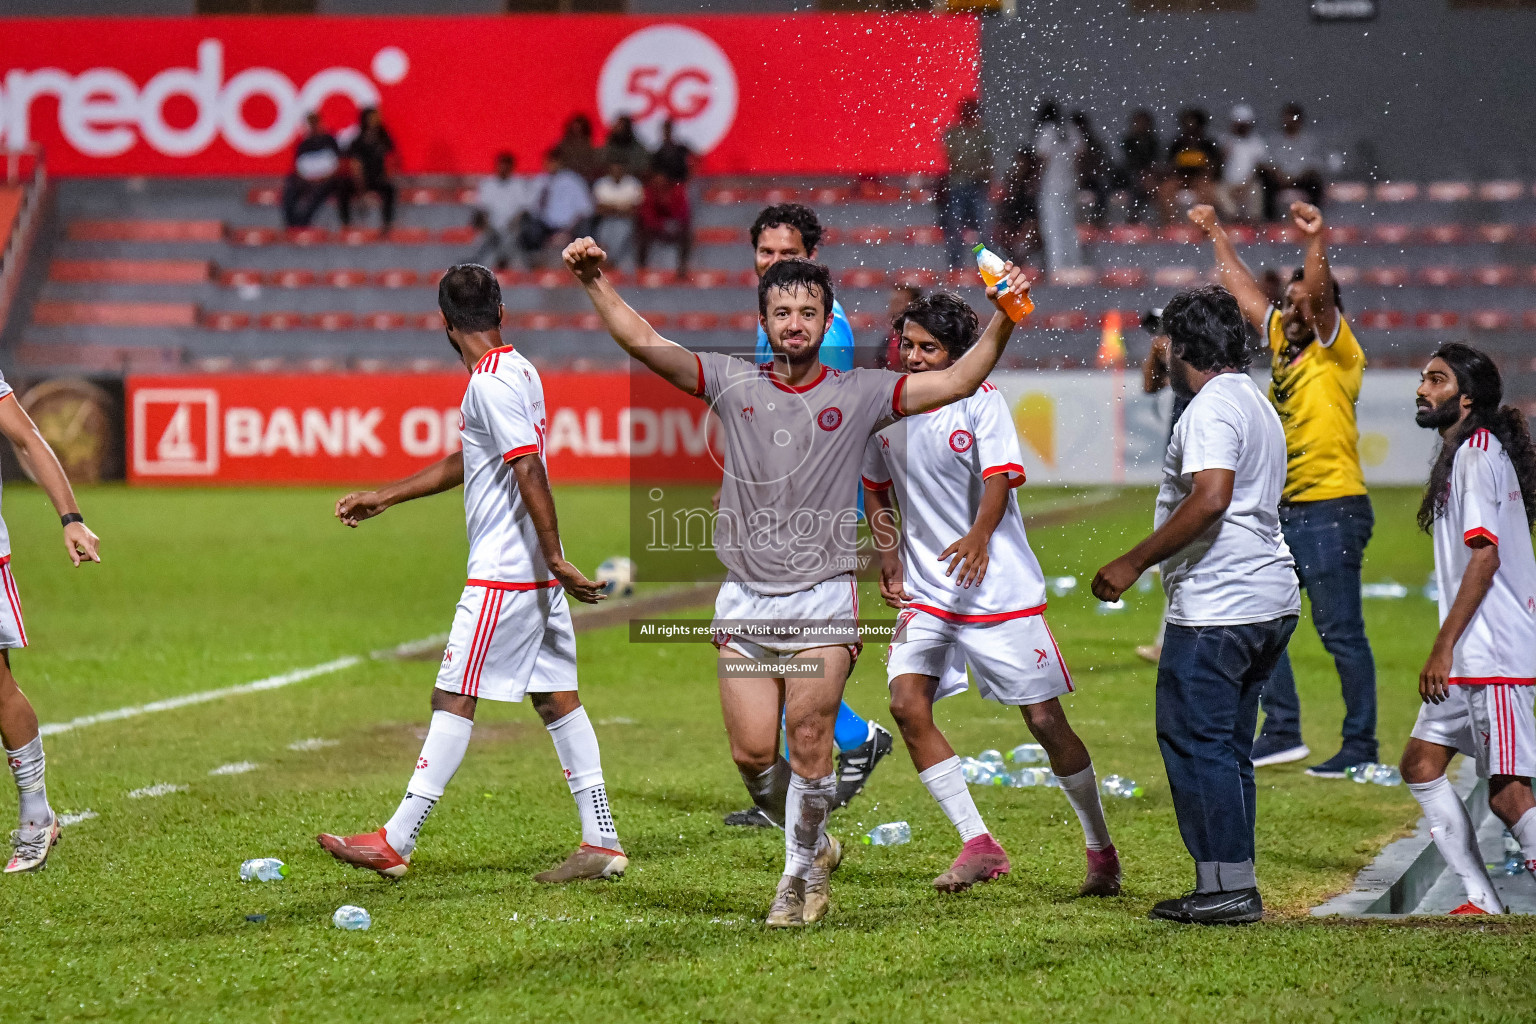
top-left (0, 14), bottom-right (978, 177)
top-left (126, 372), bottom-right (721, 485)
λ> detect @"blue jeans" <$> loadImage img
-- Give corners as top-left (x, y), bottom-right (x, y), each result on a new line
top-left (944, 181), bottom-right (989, 269)
top-left (1158, 616), bottom-right (1298, 892)
top-left (1258, 495), bottom-right (1378, 761)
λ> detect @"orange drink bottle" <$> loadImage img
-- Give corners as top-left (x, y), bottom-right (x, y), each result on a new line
top-left (972, 243), bottom-right (1034, 322)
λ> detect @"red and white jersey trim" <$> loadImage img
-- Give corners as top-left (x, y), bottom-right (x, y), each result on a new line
top-left (1465, 526), bottom-right (1498, 546)
top-left (1450, 676), bottom-right (1536, 686)
top-left (982, 461), bottom-right (1027, 488)
top-left (467, 578), bottom-right (560, 592)
top-left (906, 601), bottom-right (1046, 624)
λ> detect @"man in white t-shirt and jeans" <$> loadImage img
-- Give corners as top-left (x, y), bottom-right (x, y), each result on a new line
top-left (1093, 285), bottom-right (1300, 926)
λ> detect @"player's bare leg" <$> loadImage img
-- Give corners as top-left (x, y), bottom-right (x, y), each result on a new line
top-left (770, 647), bottom-right (849, 927)
top-left (531, 689), bottom-right (627, 882)
top-left (1021, 698), bottom-right (1121, 896)
top-left (889, 672), bottom-right (1011, 892)
top-left (718, 651), bottom-right (790, 827)
top-left (1, 654), bottom-right (58, 874)
top-left (1401, 737), bottom-right (1504, 913)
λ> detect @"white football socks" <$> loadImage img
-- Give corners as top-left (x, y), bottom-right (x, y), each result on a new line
top-left (919, 756), bottom-right (988, 842)
top-left (385, 709), bottom-right (473, 858)
top-left (1408, 775), bottom-right (1503, 913)
top-left (546, 706), bottom-right (620, 851)
top-left (5, 735), bottom-right (50, 829)
top-left (784, 772), bottom-right (836, 880)
top-left (1057, 763), bottom-right (1114, 852)
top-left (1509, 806), bottom-right (1536, 873)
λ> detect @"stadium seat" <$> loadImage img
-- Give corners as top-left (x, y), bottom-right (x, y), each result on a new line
top-left (1051, 267), bottom-right (1097, 287)
top-left (68, 220), bottom-right (223, 242)
top-left (219, 268), bottom-right (262, 288)
top-left (388, 227), bottom-right (433, 244)
top-left (1469, 310), bottom-right (1514, 330)
top-left (530, 269), bottom-right (567, 289)
top-left (1263, 225), bottom-right (1302, 244)
top-left (439, 226), bottom-right (476, 245)
top-left (1370, 224), bottom-right (1413, 244)
top-left (846, 226), bottom-right (892, 245)
top-left (1476, 224), bottom-right (1518, 244)
top-left (312, 312), bottom-right (358, 331)
top-left (636, 270), bottom-right (679, 288)
top-left (50, 259), bottom-right (210, 284)
top-left (1327, 225), bottom-right (1362, 245)
top-left (1478, 181), bottom-right (1524, 201)
top-left (360, 312), bottom-right (407, 330)
top-left (1414, 311), bottom-right (1460, 329)
top-left (1469, 266), bottom-right (1518, 286)
top-left (1225, 225), bottom-right (1258, 245)
top-left (762, 186), bottom-right (797, 204)
top-left (1417, 267), bottom-right (1462, 286)
top-left (1427, 181), bottom-right (1473, 202)
top-left (324, 269), bottom-right (371, 288)
top-left (270, 269), bottom-right (317, 288)
top-left (287, 227), bottom-right (331, 246)
top-left (696, 226), bottom-right (741, 246)
top-left (1107, 225), bottom-right (1153, 245)
top-left (840, 268), bottom-right (887, 288)
top-left (1523, 311), bottom-right (1536, 331)
top-left (376, 269), bottom-right (420, 288)
top-left (203, 311), bottom-right (252, 331)
top-left (1357, 310), bottom-right (1407, 329)
top-left (808, 186), bottom-right (849, 205)
top-left (1331, 266), bottom-right (1360, 285)
top-left (258, 311), bottom-right (305, 330)
top-left (230, 226), bottom-right (279, 246)
top-left (33, 301), bottom-right (197, 327)
top-left (905, 226), bottom-right (943, 246)
top-left (1375, 182), bottom-right (1419, 201)
top-left (677, 312), bottom-right (722, 331)
top-left (847, 312), bottom-right (879, 331)
top-left (246, 186), bottom-right (281, 207)
top-left (689, 269), bottom-right (731, 288)
top-left (728, 312), bottom-right (758, 331)
top-left (339, 227), bottom-right (382, 246)
top-left (1041, 312), bottom-right (1089, 331)
top-left (402, 186), bottom-right (438, 206)
top-left (704, 185), bottom-right (752, 205)
top-left (894, 268), bottom-right (938, 287)
top-left (1422, 224), bottom-right (1466, 244)
top-left (1158, 225), bottom-right (1201, 245)
top-left (1099, 268), bottom-right (1147, 288)
top-left (1327, 182), bottom-right (1369, 203)
top-left (1153, 267), bottom-right (1202, 288)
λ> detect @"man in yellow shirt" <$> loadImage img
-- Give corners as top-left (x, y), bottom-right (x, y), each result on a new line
top-left (1188, 201), bottom-right (1378, 778)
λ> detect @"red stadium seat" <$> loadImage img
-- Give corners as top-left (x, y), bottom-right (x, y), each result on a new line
top-left (361, 312), bottom-right (406, 330)
top-left (531, 269), bottom-right (567, 289)
top-left (453, 186), bottom-right (478, 205)
top-left (257, 312), bottom-right (305, 330)
top-left (1369, 224), bottom-right (1413, 245)
top-left (376, 268), bottom-right (421, 288)
top-left (1427, 181), bottom-right (1473, 202)
top-left (847, 226), bottom-right (892, 245)
top-left (33, 301), bottom-right (197, 327)
top-left (1523, 311), bottom-right (1536, 331)
top-left (412, 311), bottom-right (446, 330)
top-left (905, 186), bottom-right (935, 203)
top-left (637, 311), bottom-right (671, 329)
top-left (402, 186), bottom-right (438, 206)
top-left (818, 227), bottom-right (844, 245)
top-left (493, 269), bottom-right (526, 287)
top-left (1362, 267), bottom-right (1408, 287)
top-left (1326, 225), bottom-right (1362, 245)
top-left (386, 227), bottom-right (432, 244)
top-left (1330, 265), bottom-right (1360, 285)
top-left (636, 270), bottom-right (678, 288)
top-left (729, 312), bottom-right (759, 331)
top-left (1477, 181), bottom-right (1524, 202)
top-left (246, 185), bottom-right (281, 207)
top-left (570, 312), bottom-right (604, 331)
top-left (1417, 266), bottom-right (1462, 286)
top-left (677, 312), bottom-right (722, 331)
top-left (1476, 223), bottom-right (1518, 244)
top-left (229, 226), bottom-right (279, 246)
top-left (1414, 311), bottom-right (1460, 329)
top-left (1099, 268), bottom-right (1147, 288)
top-left (1153, 267), bottom-right (1201, 288)
top-left (1107, 224), bottom-right (1154, 244)
top-left (761, 186), bottom-right (799, 204)
top-left (519, 312), bottom-right (566, 331)
top-left (1075, 225), bottom-right (1100, 244)
top-left (250, 357), bottom-right (287, 372)
top-left (270, 268), bottom-right (316, 288)
top-left (1158, 225), bottom-right (1201, 245)
top-left (695, 226), bottom-right (741, 246)
top-left (847, 312), bottom-right (880, 331)
top-left (1469, 310), bottom-right (1513, 330)
top-left (689, 269), bottom-right (731, 288)
top-left (203, 311), bottom-right (251, 331)
top-left (1356, 310), bottom-right (1406, 329)
top-left (1050, 267), bottom-right (1096, 287)
top-left (324, 268), bottom-right (370, 288)
top-left (854, 180), bottom-right (904, 201)
top-left (286, 227), bottom-right (331, 246)
top-left (1327, 182), bottom-right (1369, 203)
top-left (338, 227), bottom-right (381, 246)
top-left (840, 268), bottom-right (887, 288)
top-left (808, 186), bottom-right (849, 205)
top-left (312, 312), bottom-right (358, 331)
top-left (1041, 311), bottom-right (1088, 331)
top-left (1422, 224), bottom-right (1466, 244)
top-left (68, 219), bottom-right (224, 242)
top-left (906, 226), bottom-right (944, 246)
top-left (1469, 265), bottom-right (1518, 286)
top-left (1374, 182), bottom-right (1419, 202)
top-left (1225, 225), bottom-right (1258, 245)
top-left (1264, 224), bottom-right (1302, 244)
top-left (219, 268), bottom-right (263, 288)
top-left (439, 226), bottom-right (477, 245)
top-left (704, 185), bottom-right (752, 205)
top-left (51, 259), bottom-right (210, 284)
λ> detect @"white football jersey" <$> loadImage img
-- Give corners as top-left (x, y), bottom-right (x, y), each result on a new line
top-left (459, 345), bottom-right (554, 587)
top-left (862, 382), bottom-right (1045, 620)
top-left (0, 371), bottom-right (12, 560)
top-left (1433, 427), bottom-right (1536, 683)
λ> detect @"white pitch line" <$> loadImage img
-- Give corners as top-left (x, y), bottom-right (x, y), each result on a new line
top-left (38, 656), bottom-right (363, 738)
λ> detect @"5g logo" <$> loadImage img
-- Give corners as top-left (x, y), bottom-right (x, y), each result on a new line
top-left (598, 24), bottom-right (739, 155)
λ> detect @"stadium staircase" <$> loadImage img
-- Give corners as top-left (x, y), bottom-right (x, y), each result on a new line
top-left (13, 175), bottom-right (1536, 403)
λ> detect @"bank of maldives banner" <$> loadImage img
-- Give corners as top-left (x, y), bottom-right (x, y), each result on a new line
top-left (126, 369), bottom-right (1436, 487)
top-left (0, 14), bottom-right (978, 176)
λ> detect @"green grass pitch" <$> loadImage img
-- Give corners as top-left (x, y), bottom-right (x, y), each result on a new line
top-left (0, 483), bottom-right (1529, 1023)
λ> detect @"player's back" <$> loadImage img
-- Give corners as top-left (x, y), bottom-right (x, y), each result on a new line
top-left (459, 345), bottom-right (551, 586)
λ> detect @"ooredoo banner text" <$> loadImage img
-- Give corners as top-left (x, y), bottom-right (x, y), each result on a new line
top-left (0, 14), bottom-right (979, 176)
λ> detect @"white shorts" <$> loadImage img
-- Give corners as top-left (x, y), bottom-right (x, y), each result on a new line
top-left (1411, 683), bottom-right (1535, 778)
top-left (0, 558), bottom-right (27, 650)
top-left (712, 573), bottom-right (860, 659)
top-left (434, 581), bottom-right (577, 703)
top-left (887, 606), bottom-right (1072, 707)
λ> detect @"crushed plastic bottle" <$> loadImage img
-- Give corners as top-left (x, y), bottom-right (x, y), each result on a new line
top-left (1345, 762), bottom-right (1402, 786)
top-left (960, 757), bottom-right (1000, 785)
top-left (1002, 767), bottom-right (1053, 788)
top-left (1422, 573), bottom-right (1440, 603)
top-left (1488, 830), bottom-right (1526, 876)
top-left (1361, 581), bottom-right (1409, 599)
top-left (863, 821), bottom-right (912, 846)
top-left (1096, 599), bottom-right (1127, 614)
top-left (1048, 575), bottom-right (1078, 596)
top-left (977, 749), bottom-right (1005, 767)
top-left (332, 905), bottom-right (371, 930)
top-left (1006, 742), bottom-right (1047, 765)
top-left (1101, 774), bottom-right (1145, 799)
top-left (239, 858), bottom-right (288, 882)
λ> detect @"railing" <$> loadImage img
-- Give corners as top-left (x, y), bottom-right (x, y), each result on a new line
top-left (0, 144), bottom-right (47, 337)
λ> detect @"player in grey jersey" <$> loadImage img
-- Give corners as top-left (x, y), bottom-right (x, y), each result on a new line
top-left (565, 236), bottom-right (1028, 926)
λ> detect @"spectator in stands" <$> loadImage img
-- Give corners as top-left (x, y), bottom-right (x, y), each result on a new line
top-left (1261, 103), bottom-right (1325, 221)
top-left (635, 169), bottom-right (692, 277)
top-left (592, 159), bottom-right (644, 265)
top-left (341, 107), bottom-right (397, 233)
top-left (281, 112), bottom-right (348, 229)
top-left (1033, 99), bottom-right (1083, 273)
top-left (651, 120), bottom-right (694, 183)
top-left (1071, 111), bottom-right (1115, 227)
top-left (1217, 105), bottom-right (1268, 224)
top-left (520, 150), bottom-right (595, 266)
top-left (1159, 108), bottom-right (1222, 222)
top-left (1120, 109), bottom-right (1162, 225)
top-left (553, 113), bottom-right (602, 182)
top-left (880, 283), bottom-right (923, 369)
top-left (600, 115), bottom-right (652, 178)
top-left (997, 147), bottom-right (1041, 267)
top-left (470, 151), bottom-right (538, 271)
top-left (940, 97), bottom-right (995, 269)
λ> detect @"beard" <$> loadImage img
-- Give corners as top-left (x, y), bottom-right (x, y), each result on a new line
top-left (1415, 396), bottom-right (1462, 430)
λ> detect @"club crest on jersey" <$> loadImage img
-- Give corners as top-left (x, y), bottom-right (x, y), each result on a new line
top-left (818, 407), bottom-right (843, 431)
top-left (741, 405), bottom-right (755, 423)
top-left (949, 429), bottom-right (975, 454)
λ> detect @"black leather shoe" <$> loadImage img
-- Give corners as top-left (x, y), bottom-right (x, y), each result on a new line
top-left (724, 806), bottom-right (778, 828)
top-left (1149, 887), bottom-right (1263, 925)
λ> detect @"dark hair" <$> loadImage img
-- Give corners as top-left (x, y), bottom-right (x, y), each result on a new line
top-left (438, 263), bottom-right (503, 333)
top-left (750, 203), bottom-right (822, 254)
top-left (1417, 343), bottom-right (1536, 533)
top-left (757, 258), bottom-right (834, 319)
top-left (893, 292), bottom-right (979, 359)
top-left (1287, 266), bottom-right (1345, 314)
top-left (1162, 286), bottom-right (1250, 372)
top-left (1034, 98), bottom-right (1061, 126)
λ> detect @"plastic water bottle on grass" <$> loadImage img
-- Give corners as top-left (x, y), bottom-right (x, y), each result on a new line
top-left (1101, 774), bottom-right (1144, 799)
top-left (1369, 765), bottom-right (1401, 787)
top-left (1005, 767), bottom-right (1052, 788)
top-left (864, 822), bottom-right (912, 846)
top-left (960, 757), bottom-right (998, 785)
top-left (332, 905), bottom-right (371, 930)
top-left (239, 858), bottom-right (288, 882)
top-left (977, 749), bottom-right (1005, 767)
top-left (1006, 743), bottom-right (1047, 765)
